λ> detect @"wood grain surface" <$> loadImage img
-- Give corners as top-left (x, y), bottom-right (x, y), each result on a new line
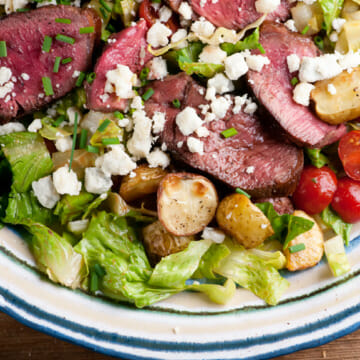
top-left (0, 311), bottom-right (359, 360)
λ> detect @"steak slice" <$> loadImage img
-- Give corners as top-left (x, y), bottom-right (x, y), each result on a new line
top-left (86, 20), bottom-right (153, 112)
top-left (145, 73), bottom-right (304, 198)
top-left (189, 0), bottom-right (290, 30)
top-left (0, 5), bottom-right (100, 122)
top-left (247, 22), bottom-right (346, 148)
top-left (256, 197), bottom-right (294, 215)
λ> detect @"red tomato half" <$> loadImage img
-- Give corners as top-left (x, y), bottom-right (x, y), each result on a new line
top-left (292, 165), bottom-right (338, 215)
top-left (338, 130), bottom-right (360, 181)
top-left (331, 177), bottom-right (360, 223)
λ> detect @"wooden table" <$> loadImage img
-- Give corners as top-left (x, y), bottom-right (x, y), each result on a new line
top-left (0, 311), bottom-right (359, 360)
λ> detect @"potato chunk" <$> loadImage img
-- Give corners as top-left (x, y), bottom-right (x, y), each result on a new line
top-left (285, 210), bottom-right (324, 271)
top-left (311, 67), bottom-right (360, 124)
top-left (157, 173), bottom-right (218, 236)
top-left (216, 194), bottom-right (274, 249)
top-left (142, 220), bottom-right (193, 264)
top-left (120, 165), bottom-right (167, 202)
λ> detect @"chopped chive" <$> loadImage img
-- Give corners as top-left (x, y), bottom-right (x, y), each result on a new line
top-left (79, 128), bottom-right (88, 149)
top-left (42, 36), bottom-right (52, 52)
top-left (53, 56), bottom-right (61, 73)
top-left (16, 8), bottom-right (30, 12)
top-left (100, 7), bottom-right (108, 19)
top-left (114, 111), bottom-right (124, 119)
top-left (151, 0), bottom-right (161, 3)
top-left (235, 188), bottom-right (251, 199)
top-left (97, 118), bottom-right (111, 132)
top-left (0, 41), bottom-right (7, 57)
top-left (86, 145), bottom-right (100, 153)
top-left (107, 23), bottom-right (116, 33)
top-left (90, 271), bottom-right (99, 293)
top-left (75, 71), bottom-right (85, 87)
top-left (61, 57), bottom-right (72, 64)
top-left (56, 34), bottom-right (75, 44)
top-left (314, 35), bottom-right (324, 50)
top-left (102, 137), bottom-right (120, 145)
top-left (53, 115), bottom-right (65, 127)
top-left (257, 44), bottom-right (266, 54)
top-left (291, 77), bottom-right (299, 86)
top-left (99, 0), bottom-right (111, 12)
top-left (289, 243), bottom-right (306, 253)
top-left (142, 88), bottom-right (154, 101)
top-left (68, 113), bottom-right (78, 172)
top-left (94, 263), bottom-right (106, 277)
top-left (172, 99), bottom-right (181, 108)
top-left (80, 26), bottom-right (94, 34)
top-left (140, 67), bottom-right (149, 81)
top-left (86, 72), bottom-right (96, 84)
top-left (221, 127), bottom-right (238, 138)
top-left (55, 18), bottom-right (71, 24)
top-left (42, 76), bottom-right (54, 96)
top-left (301, 25), bottom-right (309, 35)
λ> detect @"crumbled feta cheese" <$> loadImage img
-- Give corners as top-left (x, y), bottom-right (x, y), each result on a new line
top-left (104, 64), bottom-right (137, 99)
top-left (55, 136), bottom-right (73, 152)
top-left (332, 18), bottom-right (346, 33)
top-left (127, 110), bottom-right (153, 158)
top-left (176, 107), bottom-right (203, 135)
top-left (293, 82), bottom-right (315, 106)
top-left (171, 29), bottom-right (188, 49)
top-left (208, 73), bottom-right (234, 94)
top-left (284, 19), bottom-right (297, 32)
top-left (2, 0), bottom-right (29, 14)
top-left (131, 95), bottom-right (144, 110)
top-left (66, 107), bottom-right (82, 125)
top-left (72, 70), bottom-right (80, 79)
top-left (187, 137), bottom-right (204, 154)
top-left (0, 122), bottom-right (25, 135)
top-left (147, 57), bottom-right (168, 80)
top-left (177, 141), bottom-right (183, 148)
top-left (255, 0), bottom-right (280, 14)
top-left (118, 117), bottom-right (130, 128)
top-left (245, 55), bottom-right (270, 72)
top-left (32, 176), bottom-right (60, 209)
top-left (287, 54), bottom-right (300, 73)
top-left (225, 53), bottom-right (248, 80)
top-left (244, 101), bottom-right (258, 115)
top-left (95, 145), bottom-right (136, 176)
top-left (246, 166), bottom-right (255, 174)
top-left (328, 83), bottom-right (337, 95)
top-left (159, 6), bottom-right (172, 22)
top-left (178, 2), bottom-right (193, 20)
top-left (53, 165), bottom-right (82, 196)
top-left (147, 22), bottom-right (172, 48)
top-left (211, 96), bottom-right (231, 119)
top-left (233, 95), bottom-right (247, 114)
top-left (21, 73), bottom-right (30, 81)
top-left (146, 147), bottom-right (170, 168)
top-left (202, 227), bottom-right (225, 243)
top-left (152, 111), bottom-right (166, 134)
top-left (27, 118), bottom-right (42, 133)
top-left (0, 67), bottom-right (13, 99)
top-left (338, 51), bottom-right (360, 71)
top-left (199, 45), bottom-right (227, 65)
top-left (205, 86), bottom-right (216, 101)
top-left (329, 32), bottom-right (338, 43)
top-left (195, 126), bottom-right (210, 137)
top-left (299, 55), bottom-right (342, 83)
top-left (191, 18), bottom-right (215, 38)
top-left (84, 167), bottom-right (113, 194)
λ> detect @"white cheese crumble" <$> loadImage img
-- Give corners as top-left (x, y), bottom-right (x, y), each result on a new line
top-left (284, 19), bottom-right (297, 32)
top-left (293, 82), bottom-right (315, 106)
top-left (147, 22), bottom-right (172, 48)
top-left (152, 111), bottom-right (166, 134)
top-left (66, 107), bottom-right (82, 125)
top-left (147, 57), bottom-right (168, 80)
top-left (1, 0), bottom-right (29, 14)
top-left (159, 6), bottom-right (172, 22)
top-left (84, 167), bottom-right (113, 194)
top-left (53, 165), bottom-right (82, 196)
top-left (332, 18), bottom-right (346, 33)
top-left (176, 107), bottom-right (203, 135)
top-left (55, 137), bottom-right (73, 152)
top-left (208, 73), bottom-right (234, 94)
top-left (178, 2), bottom-right (193, 20)
top-left (202, 227), bottom-right (225, 243)
top-left (255, 0), bottom-right (280, 14)
top-left (146, 147), bottom-right (170, 168)
top-left (191, 18), bottom-right (215, 38)
top-left (21, 73), bottom-right (30, 81)
top-left (104, 64), bottom-right (137, 99)
top-left (211, 96), bottom-right (231, 119)
top-left (225, 53), bottom-right (248, 80)
top-left (199, 45), bottom-right (227, 65)
top-left (287, 54), bottom-right (301, 73)
top-left (0, 67), bottom-right (14, 99)
top-left (187, 137), bottom-right (204, 154)
top-left (32, 176), bottom-right (60, 209)
top-left (171, 29), bottom-right (188, 49)
top-left (27, 118), bottom-right (42, 133)
top-left (245, 55), bottom-right (270, 72)
top-left (0, 122), bottom-right (25, 135)
top-left (195, 126), bottom-right (210, 137)
top-left (246, 166), bottom-right (255, 174)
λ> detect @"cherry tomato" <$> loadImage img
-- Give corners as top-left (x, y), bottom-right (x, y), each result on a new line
top-left (139, 0), bottom-right (179, 33)
top-left (331, 177), bottom-right (360, 223)
top-left (292, 165), bottom-right (337, 215)
top-left (338, 130), bottom-right (360, 181)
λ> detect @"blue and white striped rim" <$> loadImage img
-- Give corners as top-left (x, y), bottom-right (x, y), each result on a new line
top-left (0, 228), bottom-right (359, 359)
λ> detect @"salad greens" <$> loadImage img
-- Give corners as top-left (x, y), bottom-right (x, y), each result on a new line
top-left (319, 0), bottom-right (344, 35)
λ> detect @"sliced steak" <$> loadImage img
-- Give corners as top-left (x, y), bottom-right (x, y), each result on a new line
top-left (256, 197), bottom-right (294, 215)
top-left (86, 20), bottom-right (153, 112)
top-left (189, 0), bottom-right (290, 30)
top-left (0, 5), bottom-right (100, 121)
top-left (145, 73), bottom-right (304, 198)
top-left (247, 22), bottom-right (346, 148)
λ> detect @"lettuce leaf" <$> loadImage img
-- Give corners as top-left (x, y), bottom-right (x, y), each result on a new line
top-left (0, 132), bottom-right (53, 193)
top-left (319, 0), bottom-right (344, 34)
top-left (179, 62), bottom-right (224, 78)
top-left (220, 28), bottom-right (264, 55)
top-left (324, 235), bottom-right (351, 276)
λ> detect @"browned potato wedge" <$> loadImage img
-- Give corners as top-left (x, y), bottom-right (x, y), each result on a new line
top-left (285, 210), bottom-right (324, 271)
top-left (157, 173), bottom-right (218, 236)
top-left (120, 165), bottom-right (167, 203)
top-left (142, 220), bottom-right (193, 264)
top-left (311, 67), bottom-right (360, 124)
top-left (216, 194), bottom-right (274, 249)
top-left (103, 192), bottom-right (129, 216)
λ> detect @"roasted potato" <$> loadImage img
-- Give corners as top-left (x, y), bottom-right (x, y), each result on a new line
top-left (157, 173), bottom-right (218, 236)
top-left (216, 194), bottom-right (274, 249)
top-left (336, 20), bottom-right (360, 54)
top-left (284, 210), bottom-right (324, 271)
top-left (142, 220), bottom-right (193, 264)
top-left (103, 192), bottom-right (129, 216)
top-left (311, 67), bottom-right (360, 124)
top-left (120, 165), bottom-right (167, 203)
